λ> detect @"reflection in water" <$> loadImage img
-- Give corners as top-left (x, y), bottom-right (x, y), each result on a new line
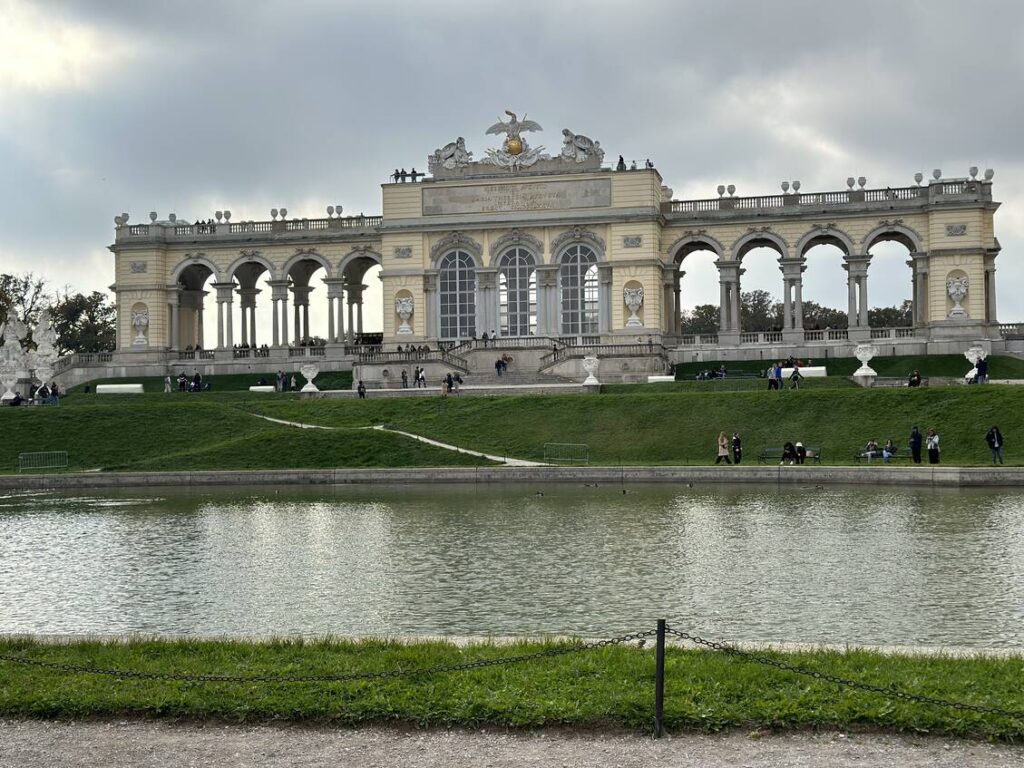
top-left (0, 485), bottom-right (1021, 647)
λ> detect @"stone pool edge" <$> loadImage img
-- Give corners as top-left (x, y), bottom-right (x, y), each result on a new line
top-left (1, 465), bottom-right (1023, 489)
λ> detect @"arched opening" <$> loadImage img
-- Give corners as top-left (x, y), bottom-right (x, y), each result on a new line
top-left (438, 250), bottom-right (477, 340)
top-left (338, 257), bottom-right (382, 344)
top-left (801, 241), bottom-right (849, 331)
top-left (231, 261), bottom-right (272, 351)
top-left (558, 244), bottom-right (598, 336)
top-left (736, 242), bottom-right (785, 333)
top-left (674, 242), bottom-right (719, 336)
top-left (498, 247), bottom-right (537, 336)
top-left (285, 257), bottom-right (329, 346)
top-left (866, 239), bottom-right (914, 329)
top-left (175, 263), bottom-right (215, 351)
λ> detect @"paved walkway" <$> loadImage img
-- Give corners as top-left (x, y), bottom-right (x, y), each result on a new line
top-left (1, 721), bottom-right (1021, 767)
top-left (248, 413), bottom-right (547, 466)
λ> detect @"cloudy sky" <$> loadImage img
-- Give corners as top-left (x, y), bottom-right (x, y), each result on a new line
top-left (2, 0), bottom-right (1023, 336)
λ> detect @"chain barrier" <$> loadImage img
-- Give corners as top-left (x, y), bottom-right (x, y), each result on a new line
top-left (0, 629), bottom-right (656, 685)
top-left (666, 626), bottom-right (1024, 720)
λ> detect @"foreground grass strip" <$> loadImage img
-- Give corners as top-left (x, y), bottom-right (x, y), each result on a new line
top-left (0, 638), bottom-right (1022, 738)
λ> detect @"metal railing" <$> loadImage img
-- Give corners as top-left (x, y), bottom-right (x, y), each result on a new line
top-left (18, 451), bottom-right (69, 473)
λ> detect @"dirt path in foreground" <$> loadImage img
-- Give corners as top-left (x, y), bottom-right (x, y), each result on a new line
top-left (1, 720), bottom-right (1021, 768)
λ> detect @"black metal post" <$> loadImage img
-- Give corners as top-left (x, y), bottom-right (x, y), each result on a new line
top-left (654, 618), bottom-right (666, 738)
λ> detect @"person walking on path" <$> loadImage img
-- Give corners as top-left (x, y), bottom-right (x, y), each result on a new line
top-left (926, 428), bottom-right (940, 464)
top-left (909, 426), bottom-right (923, 464)
top-left (986, 425), bottom-right (1005, 465)
top-left (715, 432), bottom-right (732, 464)
top-left (731, 432), bottom-right (742, 464)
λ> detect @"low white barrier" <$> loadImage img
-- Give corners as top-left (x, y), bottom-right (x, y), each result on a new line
top-left (95, 384), bottom-right (144, 394)
top-left (248, 385), bottom-right (277, 392)
top-left (782, 366), bottom-right (827, 378)
top-left (646, 375), bottom-right (676, 383)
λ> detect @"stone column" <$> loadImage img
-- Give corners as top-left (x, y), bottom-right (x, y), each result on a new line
top-left (423, 272), bottom-right (437, 339)
top-left (674, 270), bottom-right (684, 335)
top-left (598, 265), bottom-right (613, 334)
top-left (782, 279), bottom-right (793, 330)
top-left (476, 269), bottom-right (497, 338)
top-left (197, 297), bottom-right (205, 349)
top-left (858, 275), bottom-right (869, 327)
top-left (779, 258), bottom-right (806, 340)
top-left (213, 283), bottom-right (235, 349)
top-left (794, 281), bottom-right (803, 332)
top-left (267, 280), bottom-right (288, 347)
top-left (237, 287), bottom-right (259, 347)
top-left (718, 280), bottom-right (729, 331)
top-left (167, 286), bottom-right (180, 350)
top-left (249, 305), bottom-right (257, 347)
top-left (984, 254), bottom-right (997, 324)
top-left (662, 271), bottom-right (675, 334)
top-left (534, 266), bottom-right (558, 337)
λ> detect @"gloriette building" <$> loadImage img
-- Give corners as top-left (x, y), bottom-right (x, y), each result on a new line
top-left (66, 111), bottom-right (1013, 387)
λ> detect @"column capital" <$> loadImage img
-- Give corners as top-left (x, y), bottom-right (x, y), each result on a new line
top-left (212, 282), bottom-right (235, 301)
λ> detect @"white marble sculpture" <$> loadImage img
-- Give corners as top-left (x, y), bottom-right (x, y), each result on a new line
top-left (623, 286), bottom-right (644, 327)
top-left (482, 110), bottom-right (546, 170)
top-left (395, 296), bottom-right (414, 335)
top-left (300, 363), bottom-right (320, 392)
top-left (131, 309), bottom-right (149, 345)
top-left (560, 129), bottom-right (604, 164)
top-left (429, 137), bottom-right (473, 174)
top-left (0, 361), bottom-right (18, 402)
top-left (582, 355), bottom-right (600, 386)
top-left (947, 275), bottom-right (969, 317)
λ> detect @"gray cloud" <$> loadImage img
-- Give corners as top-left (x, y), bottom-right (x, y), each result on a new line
top-left (3, 0), bottom-right (1023, 321)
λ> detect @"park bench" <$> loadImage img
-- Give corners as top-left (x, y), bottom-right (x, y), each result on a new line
top-left (758, 446), bottom-right (823, 464)
top-left (18, 451), bottom-right (69, 473)
top-left (854, 446), bottom-right (910, 463)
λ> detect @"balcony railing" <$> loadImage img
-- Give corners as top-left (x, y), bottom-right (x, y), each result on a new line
top-left (117, 215), bottom-right (382, 242)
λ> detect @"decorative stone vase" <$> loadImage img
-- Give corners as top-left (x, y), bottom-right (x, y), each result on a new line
top-left (300, 363), bottom-right (320, 392)
top-left (582, 355), bottom-right (600, 386)
top-left (0, 361), bottom-right (18, 402)
top-left (964, 345), bottom-right (986, 366)
top-left (131, 309), bottom-right (149, 345)
top-left (34, 363), bottom-right (53, 386)
top-left (853, 342), bottom-right (878, 377)
top-left (395, 296), bottom-right (414, 335)
top-left (946, 275), bottom-right (969, 317)
top-left (623, 286), bottom-right (644, 328)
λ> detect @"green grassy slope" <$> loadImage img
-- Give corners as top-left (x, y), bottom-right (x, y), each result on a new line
top-left (66, 370), bottom-right (353, 394)
top-left (249, 386), bottom-right (1024, 466)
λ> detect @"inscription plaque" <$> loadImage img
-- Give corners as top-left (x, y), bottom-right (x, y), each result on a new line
top-left (423, 178), bottom-right (611, 216)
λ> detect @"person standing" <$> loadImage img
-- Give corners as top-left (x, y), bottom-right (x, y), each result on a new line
top-left (976, 356), bottom-right (989, 384)
top-left (401, 370), bottom-right (409, 388)
top-left (926, 428), bottom-right (940, 464)
top-left (909, 426), bottom-right (923, 464)
top-left (715, 432), bottom-right (732, 464)
top-left (164, 375), bottom-right (172, 393)
top-left (986, 425), bottom-right (1005, 465)
top-left (357, 380), bottom-right (366, 399)
top-left (731, 432), bottom-right (742, 465)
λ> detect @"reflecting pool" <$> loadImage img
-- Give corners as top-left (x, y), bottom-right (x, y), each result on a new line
top-left (1, 484), bottom-right (1022, 648)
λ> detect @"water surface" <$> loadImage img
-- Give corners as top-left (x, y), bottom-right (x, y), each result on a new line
top-left (1, 484), bottom-right (1022, 648)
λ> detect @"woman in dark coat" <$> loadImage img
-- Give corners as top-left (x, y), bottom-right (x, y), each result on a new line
top-left (908, 426), bottom-right (923, 464)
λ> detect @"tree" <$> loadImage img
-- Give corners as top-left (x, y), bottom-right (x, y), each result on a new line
top-left (0, 272), bottom-right (47, 329)
top-left (869, 300), bottom-right (913, 328)
top-left (801, 300), bottom-right (848, 330)
top-left (679, 304), bottom-right (720, 334)
top-left (740, 290), bottom-right (782, 332)
top-left (50, 290), bottom-right (117, 355)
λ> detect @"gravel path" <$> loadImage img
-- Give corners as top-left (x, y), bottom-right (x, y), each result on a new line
top-left (1, 721), bottom-right (1021, 768)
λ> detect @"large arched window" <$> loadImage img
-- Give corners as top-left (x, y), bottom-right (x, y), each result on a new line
top-left (498, 247), bottom-right (537, 336)
top-left (438, 250), bottom-right (477, 339)
top-left (559, 244), bottom-right (599, 335)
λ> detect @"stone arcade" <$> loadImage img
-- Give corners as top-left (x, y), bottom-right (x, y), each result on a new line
top-left (57, 111), bottom-right (1019, 388)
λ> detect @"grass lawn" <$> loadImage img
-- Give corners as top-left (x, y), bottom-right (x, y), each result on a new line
top-left (3, 380), bottom-right (1022, 471)
top-left (0, 637), bottom-right (1021, 739)
top-left (66, 370), bottom-right (354, 394)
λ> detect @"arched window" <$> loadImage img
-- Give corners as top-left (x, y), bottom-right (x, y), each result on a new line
top-left (498, 247), bottom-right (537, 336)
top-left (559, 244), bottom-right (599, 335)
top-left (438, 250), bottom-right (477, 339)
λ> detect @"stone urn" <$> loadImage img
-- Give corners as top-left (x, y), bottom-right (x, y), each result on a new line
top-left (582, 355), bottom-right (600, 386)
top-left (623, 286), bottom-right (644, 328)
top-left (853, 342), bottom-right (878, 377)
top-left (35, 362), bottom-right (53, 386)
top-left (0, 361), bottom-right (18, 402)
top-left (300, 363), bottom-right (320, 392)
top-left (395, 296), bottom-right (414, 335)
top-left (131, 309), bottom-right (149, 345)
top-left (946, 275), bottom-right (969, 317)
top-left (963, 344), bottom-right (986, 381)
